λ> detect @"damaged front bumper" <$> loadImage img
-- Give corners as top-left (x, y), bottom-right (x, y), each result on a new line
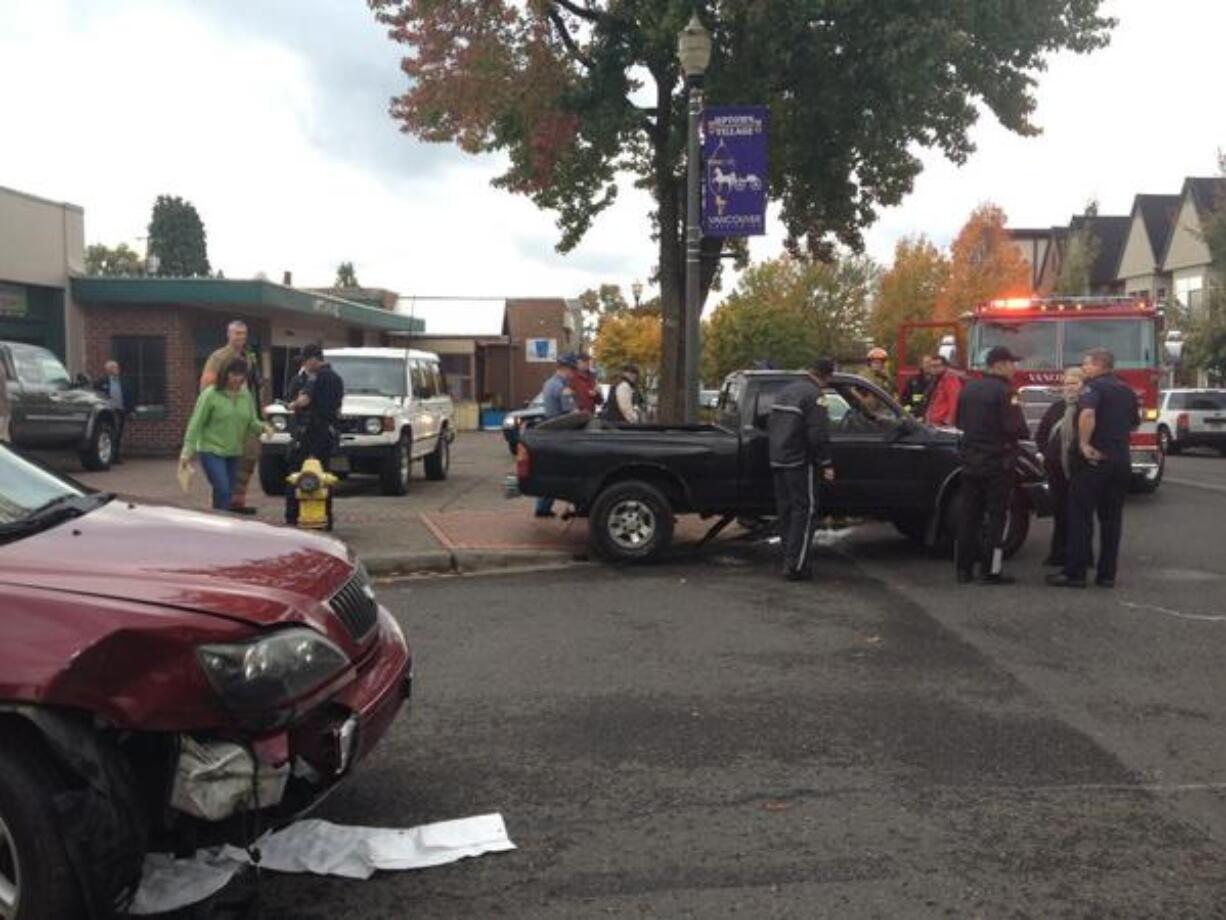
top-left (169, 606), bottom-right (412, 830)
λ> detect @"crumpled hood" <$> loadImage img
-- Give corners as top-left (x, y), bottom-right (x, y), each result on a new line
top-left (0, 500), bottom-right (354, 629)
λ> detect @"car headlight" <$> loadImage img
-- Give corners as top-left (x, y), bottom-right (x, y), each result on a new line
top-left (364, 416), bottom-right (384, 435)
top-left (270, 415), bottom-right (288, 432)
top-left (503, 415), bottom-right (516, 429)
top-left (197, 628), bottom-right (349, 712)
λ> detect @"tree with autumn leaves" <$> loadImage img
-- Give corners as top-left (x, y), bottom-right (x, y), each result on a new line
top-left (369, 0), bottom-right (1114, 420)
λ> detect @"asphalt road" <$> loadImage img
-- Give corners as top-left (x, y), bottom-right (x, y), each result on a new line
top-left (196, 456), bottom-right (1226, 919)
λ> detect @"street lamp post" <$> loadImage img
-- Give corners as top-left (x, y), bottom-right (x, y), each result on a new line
top-left (678, 12), bottom-right (711, 424)
top-left (631, 279), bottom-right (643, 309)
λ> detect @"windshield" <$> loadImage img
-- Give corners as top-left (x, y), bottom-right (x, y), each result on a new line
top-left (1062, 319), bottom-right (1156, 369)
top-left (971, 321), bottom-right (1059, 370)
top-left (0, 446), bottom-right (86, 524)
top-left (326, 357), bottom-right (406, 397)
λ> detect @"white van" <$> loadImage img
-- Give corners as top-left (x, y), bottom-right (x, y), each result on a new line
top-left (261, 347), bottom-right (455, 495)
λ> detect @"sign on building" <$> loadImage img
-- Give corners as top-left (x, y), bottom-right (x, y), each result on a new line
top-left (525, 338), bottom-right (557, 363)
top-left (701, 106), bottom-right (768, 237)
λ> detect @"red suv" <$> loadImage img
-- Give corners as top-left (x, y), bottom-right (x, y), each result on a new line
top-left (0, 445), bottom-right (412, 919)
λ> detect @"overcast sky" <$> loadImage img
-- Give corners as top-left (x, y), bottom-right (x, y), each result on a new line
top-left (1, 0), bottom-right (1222, 312)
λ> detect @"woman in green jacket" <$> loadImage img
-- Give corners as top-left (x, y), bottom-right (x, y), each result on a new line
top-left (180, 358), bottom-right (268, 511)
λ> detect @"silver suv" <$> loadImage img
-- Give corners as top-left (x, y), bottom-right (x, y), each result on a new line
top-left (260, 347), bottom-right (455, 495)
top-left (1157, 389), bottom-right (1226, 455)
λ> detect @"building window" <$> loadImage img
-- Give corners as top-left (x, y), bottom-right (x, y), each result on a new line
top-left (112, 336), bottom-right (167, 414)
top-left (439, 354), bottom-right (473, 400)
top-left (1175, 275), bottom-right (1205, 312)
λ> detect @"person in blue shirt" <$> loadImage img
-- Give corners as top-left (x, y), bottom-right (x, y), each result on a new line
top-left (534, 355), bottom-right (578, 518)
top-left (93, 360), bottom-right (126, 464)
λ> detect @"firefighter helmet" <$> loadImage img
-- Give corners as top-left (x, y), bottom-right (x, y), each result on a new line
top-left (866, 347), bottom-right (888, 361)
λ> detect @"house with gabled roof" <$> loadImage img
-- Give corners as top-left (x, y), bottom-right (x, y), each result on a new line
top-left (1036, 214), bottom-right (1129, 296)
top-left (1161, 176), bottom-right (1226, 313)
top-left (1115, 194), bottom-right (1180, 301)
top-left (1035, 226), bottom-right (1069, 294)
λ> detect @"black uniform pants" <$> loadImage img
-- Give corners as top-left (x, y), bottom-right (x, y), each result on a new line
top-left (956, 470), bottom-right (1014, 576)
top-left (286, 424), bottom-right (336, 525)
top-left (773, 465), bottom-right (818, 574)
top-left (1065, 457), bottom-right (1129, 582)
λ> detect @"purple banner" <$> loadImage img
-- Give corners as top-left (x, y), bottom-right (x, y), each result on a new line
top-left (701, 106), bottom-right (768, 237)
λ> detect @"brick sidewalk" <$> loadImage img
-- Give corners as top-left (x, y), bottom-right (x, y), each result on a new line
top-left (54, 431), bottom-right (741, 572)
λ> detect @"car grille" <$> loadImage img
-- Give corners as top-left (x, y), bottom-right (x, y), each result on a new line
top-left (329, 566), bottom-right (379, 640)
top-left (337, 417), bottom-right (370, 435)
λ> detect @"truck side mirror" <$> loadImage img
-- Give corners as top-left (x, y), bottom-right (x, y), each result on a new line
top-left (1164, 330), bottom-right (1184, 365)
top-left (938, 335), bottom-right (958, 364)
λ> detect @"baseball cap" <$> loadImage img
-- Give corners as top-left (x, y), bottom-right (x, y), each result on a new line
top-left (558, 353), bottom-right (579, 368)
top-left (984, 346), bottom-right (1021, 365)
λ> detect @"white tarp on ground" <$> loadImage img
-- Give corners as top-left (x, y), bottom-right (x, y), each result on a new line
top-left (126, 814), bottom-right (515, 916)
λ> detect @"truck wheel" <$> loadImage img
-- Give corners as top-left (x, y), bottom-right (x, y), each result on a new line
top-left (937, 488), bottom-right (1030, 560)
top-left (0, 746), bottom-right (84, 920)
top-left (79, 420), bottom-right (115, 472)
top-left (1158, 425), bottom-right (1177, 455)
top-left (424, 431), bottom-right (450, 481)
top-left (379, 434), bottom-right (412, 496)
top-left (259, 452), bottom-right (289, 496)
top-left (590, 480), bottom-right (674, 563)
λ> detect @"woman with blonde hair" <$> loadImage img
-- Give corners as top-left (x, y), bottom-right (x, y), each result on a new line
top-left (1035, 366), bottom-right (1090, 568)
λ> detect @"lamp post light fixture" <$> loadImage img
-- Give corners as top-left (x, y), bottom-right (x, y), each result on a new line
top-left (631, 279), bottom-right (643, 309)
top-left (677, 12), bottom-right (711, 424)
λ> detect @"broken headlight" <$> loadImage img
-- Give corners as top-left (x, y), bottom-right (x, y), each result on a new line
top-left (197, 628), bottom-right (349, 711)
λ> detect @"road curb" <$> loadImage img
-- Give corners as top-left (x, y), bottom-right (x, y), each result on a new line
top-left (363, 547), bottom-right (584, 579)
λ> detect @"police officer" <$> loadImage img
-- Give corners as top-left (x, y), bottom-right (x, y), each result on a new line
top-left (768, 357), bottom-right (835, 581)
top-left (954, 346), bottom-right (1029, 584)
top-left (534, 354), bottom-right (578, 518)
top-left (1047, 347), bottom-right (1139, 589)
top-left (285, 343), bottom-right (344, 525)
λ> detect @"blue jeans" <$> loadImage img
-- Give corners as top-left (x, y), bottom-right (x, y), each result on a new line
top-left (198, 453), bottom-right (240, 511)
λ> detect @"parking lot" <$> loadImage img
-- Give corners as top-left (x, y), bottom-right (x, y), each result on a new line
top-left (193, 451), bottom-right (1226, 918)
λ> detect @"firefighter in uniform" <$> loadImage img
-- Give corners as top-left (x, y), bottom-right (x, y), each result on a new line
top-left (285, 344), bottom-right (344, 525)
top-left (768, 357), bottom-right (835, 581)
top-left (954, 346), bottom-right (1029, 584)
top-left (1047, 347), bottom-right (1139, 589)
top-left (865, 347), bottom-right (892, 393)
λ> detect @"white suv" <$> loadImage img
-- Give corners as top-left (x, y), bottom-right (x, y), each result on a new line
top-left (1157, 388), bottom-right (1226, 456)
top-left (260, 347), bottom-right (455, 495)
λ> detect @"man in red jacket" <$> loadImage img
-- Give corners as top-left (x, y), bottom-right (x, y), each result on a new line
top-left (571, 353), bottom-right (603, 414)
top-left (924, 356), bottom-right (963, 428)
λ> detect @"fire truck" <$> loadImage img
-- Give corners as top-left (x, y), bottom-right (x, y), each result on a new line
top-left (897, 296), bottom-right (1181, 493)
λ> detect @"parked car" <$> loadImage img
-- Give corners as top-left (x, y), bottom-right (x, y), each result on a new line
top-left (502, 392), bottom-right (545, 455)
top-left (516, 370), bottom-right (1050, 563)
top-left (1158, 388), bottom-right (1226, 455)
top-left (0, 443), bottom-right (411, 918)
top-left (261, 347), bottom-right (454, 496)
top-left (1, 341), bottom-right (120, 471)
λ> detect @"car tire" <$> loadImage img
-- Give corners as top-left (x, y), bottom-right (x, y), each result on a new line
top-left (424, 430), bottom-right (450, 481)
top-left (0, 745), bottom-right (84, 920)
top-left (379, 434), bottom-right (412, 496)
top-left (938, 486), bottom-right (1030, 561)
top-left (589, 480), bottom-right (675, 563)
top-left (259, 451), bottom-right (290, 496)
top-left (1158, 425), bottom-right (1175, 455)
top-left (79, 420), bottom-right (115, 472)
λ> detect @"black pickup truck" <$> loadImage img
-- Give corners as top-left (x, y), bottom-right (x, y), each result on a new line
top-left (516, 370), bottom-right (1050, 563)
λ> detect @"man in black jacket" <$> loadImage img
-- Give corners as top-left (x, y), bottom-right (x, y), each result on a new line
top-left (768, 358), bottom-right (836, 581)
top-left (285, 344), bottom-right (345, 525)
top-left (955, 346), bottom-right (1030, 584)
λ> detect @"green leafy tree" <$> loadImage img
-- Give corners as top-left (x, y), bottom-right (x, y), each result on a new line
top-left (703, 255), bottom-right (876, 384)
top-left (147, 195), bottom-right (210, 277)
top-left (1185, 167), bottom-right (1226, 382)
top-left (1053, 201), bottom-right (1101, 296)
top-left (84, 242), bottom-right (145, 276)
top-left (369, 0), bottom-right (1114, 420)
top-left (335, 261), bottom-right (360, 288)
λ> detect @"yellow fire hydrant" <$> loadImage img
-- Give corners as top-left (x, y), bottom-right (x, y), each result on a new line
top-left (286, 457), bottom-right (337, 530)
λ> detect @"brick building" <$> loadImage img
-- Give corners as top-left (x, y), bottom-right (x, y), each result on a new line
top-left (72, 277), bottom-right (423, 454)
